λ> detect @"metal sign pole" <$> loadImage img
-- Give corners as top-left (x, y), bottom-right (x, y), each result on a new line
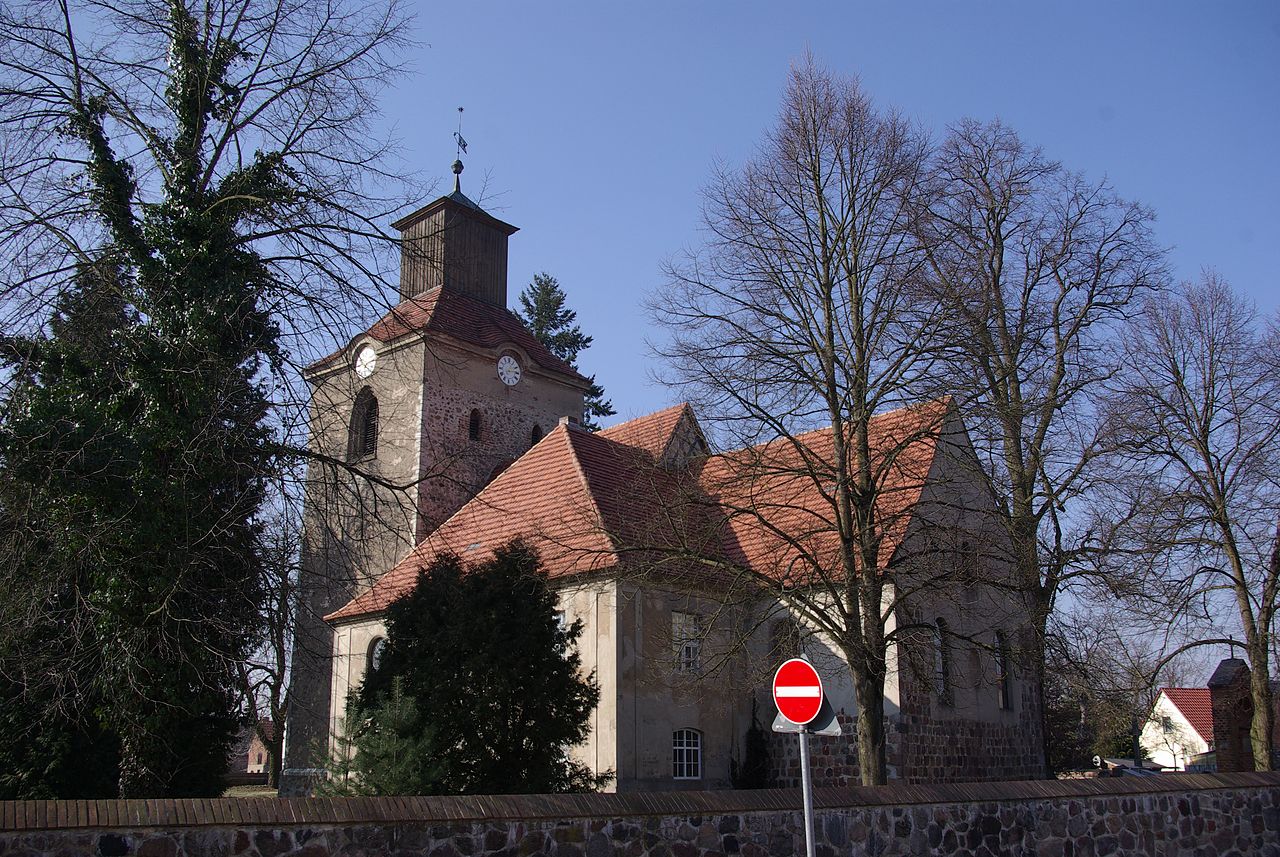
top-left (798, 727), bottom-right (816, 857)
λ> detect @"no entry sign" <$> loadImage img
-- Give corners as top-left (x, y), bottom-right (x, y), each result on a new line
top-left (772, 657), bottom-right (824, 725)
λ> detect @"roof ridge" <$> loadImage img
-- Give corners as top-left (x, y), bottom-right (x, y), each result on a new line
top-left (708, 397), bottom-right (951, 460)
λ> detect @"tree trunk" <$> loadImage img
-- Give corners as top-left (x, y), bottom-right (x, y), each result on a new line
top-left (851, 668), bottom-right (888, 785)
top-left (269, 735), bottom-right (284, 788)
top-left (117, 730), bottom-right (161, 798)
top-left (1249, 641), bottom-right (1275, 771)
top-left (1010, 511), bottom-right (1053, 779)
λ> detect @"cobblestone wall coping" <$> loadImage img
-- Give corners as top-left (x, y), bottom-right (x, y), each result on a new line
top-left (3, 772), bottom-right (1277, 832)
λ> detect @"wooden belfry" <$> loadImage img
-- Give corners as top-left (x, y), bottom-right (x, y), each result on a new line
top-left (390, 114), bottom-right (518, 307)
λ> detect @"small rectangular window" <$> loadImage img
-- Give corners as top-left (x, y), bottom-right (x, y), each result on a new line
top-left (1162, 716), bottom-right (1175, 734)
top-left (672, 611), bottom-right (701, 672)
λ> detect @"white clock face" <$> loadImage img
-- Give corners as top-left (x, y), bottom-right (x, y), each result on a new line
top-left (497, 354), bottom-right (522, 386)
top-left (354, 345), bottom-right (377, 379)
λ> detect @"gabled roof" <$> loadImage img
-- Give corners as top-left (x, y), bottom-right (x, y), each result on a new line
top-left (697, 399), bottom-right (948, 584)
top-left (1159, 688), bottom-right (1214, 743)
top-left (598, 403), bottom-right (707, 468)
top-left (326, 421), bottom-right (677, 623)
top-left (307, 286), bottom-right (587, 382)
top-left (327, 399), bottom-right (953, 623)
top-left (599, 404), bottom-right (688, 457)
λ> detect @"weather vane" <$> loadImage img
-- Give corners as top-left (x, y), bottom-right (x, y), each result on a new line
top-left (454, 107), bottom-right (468, 158)
top-left (452, 107), bottom-right (468, 192)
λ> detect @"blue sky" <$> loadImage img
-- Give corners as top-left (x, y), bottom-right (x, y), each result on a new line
top-left (378, 1), bottom-right (1280, 423)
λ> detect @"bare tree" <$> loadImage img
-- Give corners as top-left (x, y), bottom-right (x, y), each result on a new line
top-left (1102, 274), bottom-right (1280, 770)
top-left (915, 119), bottom-right (1167, 774)
top-left (652, 59), bottom-right (941, 785)
top-left (1044, 606), bottom-right (1207, 771)
top-left (0, 0), bottom-right (417, 360)
top-left (235, 491), bottom-right (303, 789)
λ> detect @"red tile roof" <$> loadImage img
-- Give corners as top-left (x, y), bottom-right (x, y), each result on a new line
top-left (308, 286), bottom-right (587, 382)
top-left (327, 399), bottom-right (951, 623)
top-left (598, 403), bottom-right (691, 460)
top-left (1161, 687), bottom-right (1214, 743)
top-left (697, 399), bottom-right (948, 585)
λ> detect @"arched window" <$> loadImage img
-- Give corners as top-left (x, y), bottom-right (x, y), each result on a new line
top-left (367, 636), bottom-right (387, 674)
top-left (672, 729), bottom-right (702, 779)
top-left (531, 424), bottom-right (543, 447)
top-left (468, 408), bottom-right (482, 442)
top-left (994, 630), bottom-right (1012, 710)
top-left (349, 387), bottom-right (378, 460)
top-left (934, 618), bottom-right (952, 705)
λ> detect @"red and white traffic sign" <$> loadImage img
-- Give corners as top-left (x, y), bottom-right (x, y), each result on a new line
top-left (772, 658), bottom-right (824, 725)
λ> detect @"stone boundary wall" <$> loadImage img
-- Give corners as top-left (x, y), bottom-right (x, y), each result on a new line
top-left (2, 772), bottom-right (1278, 857)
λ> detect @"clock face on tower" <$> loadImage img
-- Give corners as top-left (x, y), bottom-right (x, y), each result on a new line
top-left (354, 344), bottom-right (377, 378)
top-left (497, 354), bottom-right (522, 386)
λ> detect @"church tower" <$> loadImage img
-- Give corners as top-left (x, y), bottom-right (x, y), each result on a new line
top-left (281, 163), bottom-right (590, 787)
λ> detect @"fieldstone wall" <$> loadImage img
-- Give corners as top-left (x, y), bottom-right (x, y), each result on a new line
top-left (769, 711), bottom-right (861, 788)
top-left (890, 661), bottom-right (1044, 786)
top-left (3, 772), bottom-right (1277, 857)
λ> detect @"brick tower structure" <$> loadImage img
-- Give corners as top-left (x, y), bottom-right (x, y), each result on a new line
top-left (280, 163), bottom-right (590, 790)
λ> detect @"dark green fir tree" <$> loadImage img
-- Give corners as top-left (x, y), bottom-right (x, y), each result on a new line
top-left (516, 273), bottom-right (615, 430)
top-left (343, 540), bottom-right (610, 795)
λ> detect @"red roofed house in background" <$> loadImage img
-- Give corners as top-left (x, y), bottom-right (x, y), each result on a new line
top-left (280, 169), bottom-right (1046, 794)
top-left (1140, 688), bottom-right (1215, 770)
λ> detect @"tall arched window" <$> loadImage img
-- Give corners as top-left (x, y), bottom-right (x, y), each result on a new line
top-left (958, 540), bottom-right (980, 605)
top-left (349, 387), bottom-right (378, 460)
top-left (672, 729), bottom-right (702, 779)
top-left (367, 636), bottom-right (387, 675)
top-left (994, 630), bottom-right (1012, 710)
top-left (531, 424), bottom-right (543, 447)
top-left (934, 618), bottom-right (952, 705)
top-left (468, 408), bottom-right (482, 442)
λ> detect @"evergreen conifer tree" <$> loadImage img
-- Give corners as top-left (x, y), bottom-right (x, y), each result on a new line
top-left (516, 273), bottom-right (615, 430)
top-left (344, 540), bottom-right (609, 794)
top-left (0, 3), bottom-right (285, 795)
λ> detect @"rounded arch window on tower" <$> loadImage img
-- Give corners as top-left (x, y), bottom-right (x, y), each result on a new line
top-left (349, 387), bottom-right (378, 461)
top-left (367, 636), bottom-right (387, 675)
top-left (531, 424), bottom-right (543, 447)
top-left (468, 408), bottom-right (482, 442)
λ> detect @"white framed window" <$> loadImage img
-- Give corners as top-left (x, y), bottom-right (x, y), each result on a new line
top-left (672, 611), bottom-right (701, 672)
top-left (672, 729), bottom-right (702, 779)
top-left (554, 610), bottom-right (567, 631)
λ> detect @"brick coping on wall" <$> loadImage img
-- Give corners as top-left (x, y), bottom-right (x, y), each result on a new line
top-left (3, 772), bottom-right (1277, 832)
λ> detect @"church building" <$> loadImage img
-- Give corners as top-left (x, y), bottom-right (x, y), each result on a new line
top-left (280, 164), bottom-right (1046, 793)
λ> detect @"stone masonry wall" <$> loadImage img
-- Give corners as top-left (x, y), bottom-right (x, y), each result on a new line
top-left (3, 773), bottom-right (1277, 857)
top-left (890, 654), bottom-right (1044, 785)
top-left (769, 711), bottom-right (861, 788)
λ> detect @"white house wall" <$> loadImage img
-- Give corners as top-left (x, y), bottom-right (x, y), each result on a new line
top-left (1140, 693), bottom-right (1209, 771)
